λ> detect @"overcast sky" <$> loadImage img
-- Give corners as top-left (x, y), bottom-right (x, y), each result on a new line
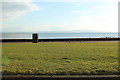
top-left (1, 0), bottom-right (119, 33)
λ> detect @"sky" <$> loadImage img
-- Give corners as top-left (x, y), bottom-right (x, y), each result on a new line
top-left (1, 0), bottom-right (119, 33)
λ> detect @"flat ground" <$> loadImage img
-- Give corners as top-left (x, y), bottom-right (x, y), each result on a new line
top-left (2, 42), bottom-right (119, 75)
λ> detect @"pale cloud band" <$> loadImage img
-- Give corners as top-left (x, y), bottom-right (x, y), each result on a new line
top-left (1, 0), bottom-right (120, 2)
top-left (1, 0), bottom-right (40, 20)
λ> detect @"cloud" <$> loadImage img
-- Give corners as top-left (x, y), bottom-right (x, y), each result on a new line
top-left (69, 0), bottom-right (118, 32)
top-left (71, 10), bottom-right (92, 14)
top-left (71, 10), bottom-right (81, 14)
top-left (29, 0), bottom-right (119, 2)
top-left (2, 0), bottom-right (119, 2)
top-left (1, 0), bottom-right (40, 20)
top-left (1, 0), bottom-right (32, 2)
top-left (65, 14), bottom-right (117, 32)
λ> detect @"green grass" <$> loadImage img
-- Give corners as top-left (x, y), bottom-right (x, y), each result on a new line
top-left (2, 42), bottom-right (119, 75)
top-left (2, 56), bottom-right (10, 65)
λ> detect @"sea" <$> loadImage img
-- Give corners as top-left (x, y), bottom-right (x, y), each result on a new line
top-left (1, 32), bottom-right (119, 39)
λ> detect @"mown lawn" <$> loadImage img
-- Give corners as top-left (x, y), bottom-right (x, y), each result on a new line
top-left (2, 42), bottom-right (119, 75)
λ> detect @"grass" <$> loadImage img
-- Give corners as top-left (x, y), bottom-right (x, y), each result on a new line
top-left (2, 42), bottom-right (119, 75)
top-left (2, 56), bottom-right (10, 65)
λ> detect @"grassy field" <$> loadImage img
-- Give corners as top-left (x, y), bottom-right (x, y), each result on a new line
top-left (2, 42), bottom-right (119, 75)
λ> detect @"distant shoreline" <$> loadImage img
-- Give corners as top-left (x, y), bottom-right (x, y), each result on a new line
top-left (1, 38), bottom-right (119, 43)
top-left (2, 32), bottom-right (118, 39)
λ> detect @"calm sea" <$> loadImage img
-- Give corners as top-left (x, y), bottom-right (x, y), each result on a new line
top-left (1, 32), bottom-right (118, 39)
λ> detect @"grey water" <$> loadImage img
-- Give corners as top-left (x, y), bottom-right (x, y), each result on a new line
top-left (1, 32), bottom-right (118, 39)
